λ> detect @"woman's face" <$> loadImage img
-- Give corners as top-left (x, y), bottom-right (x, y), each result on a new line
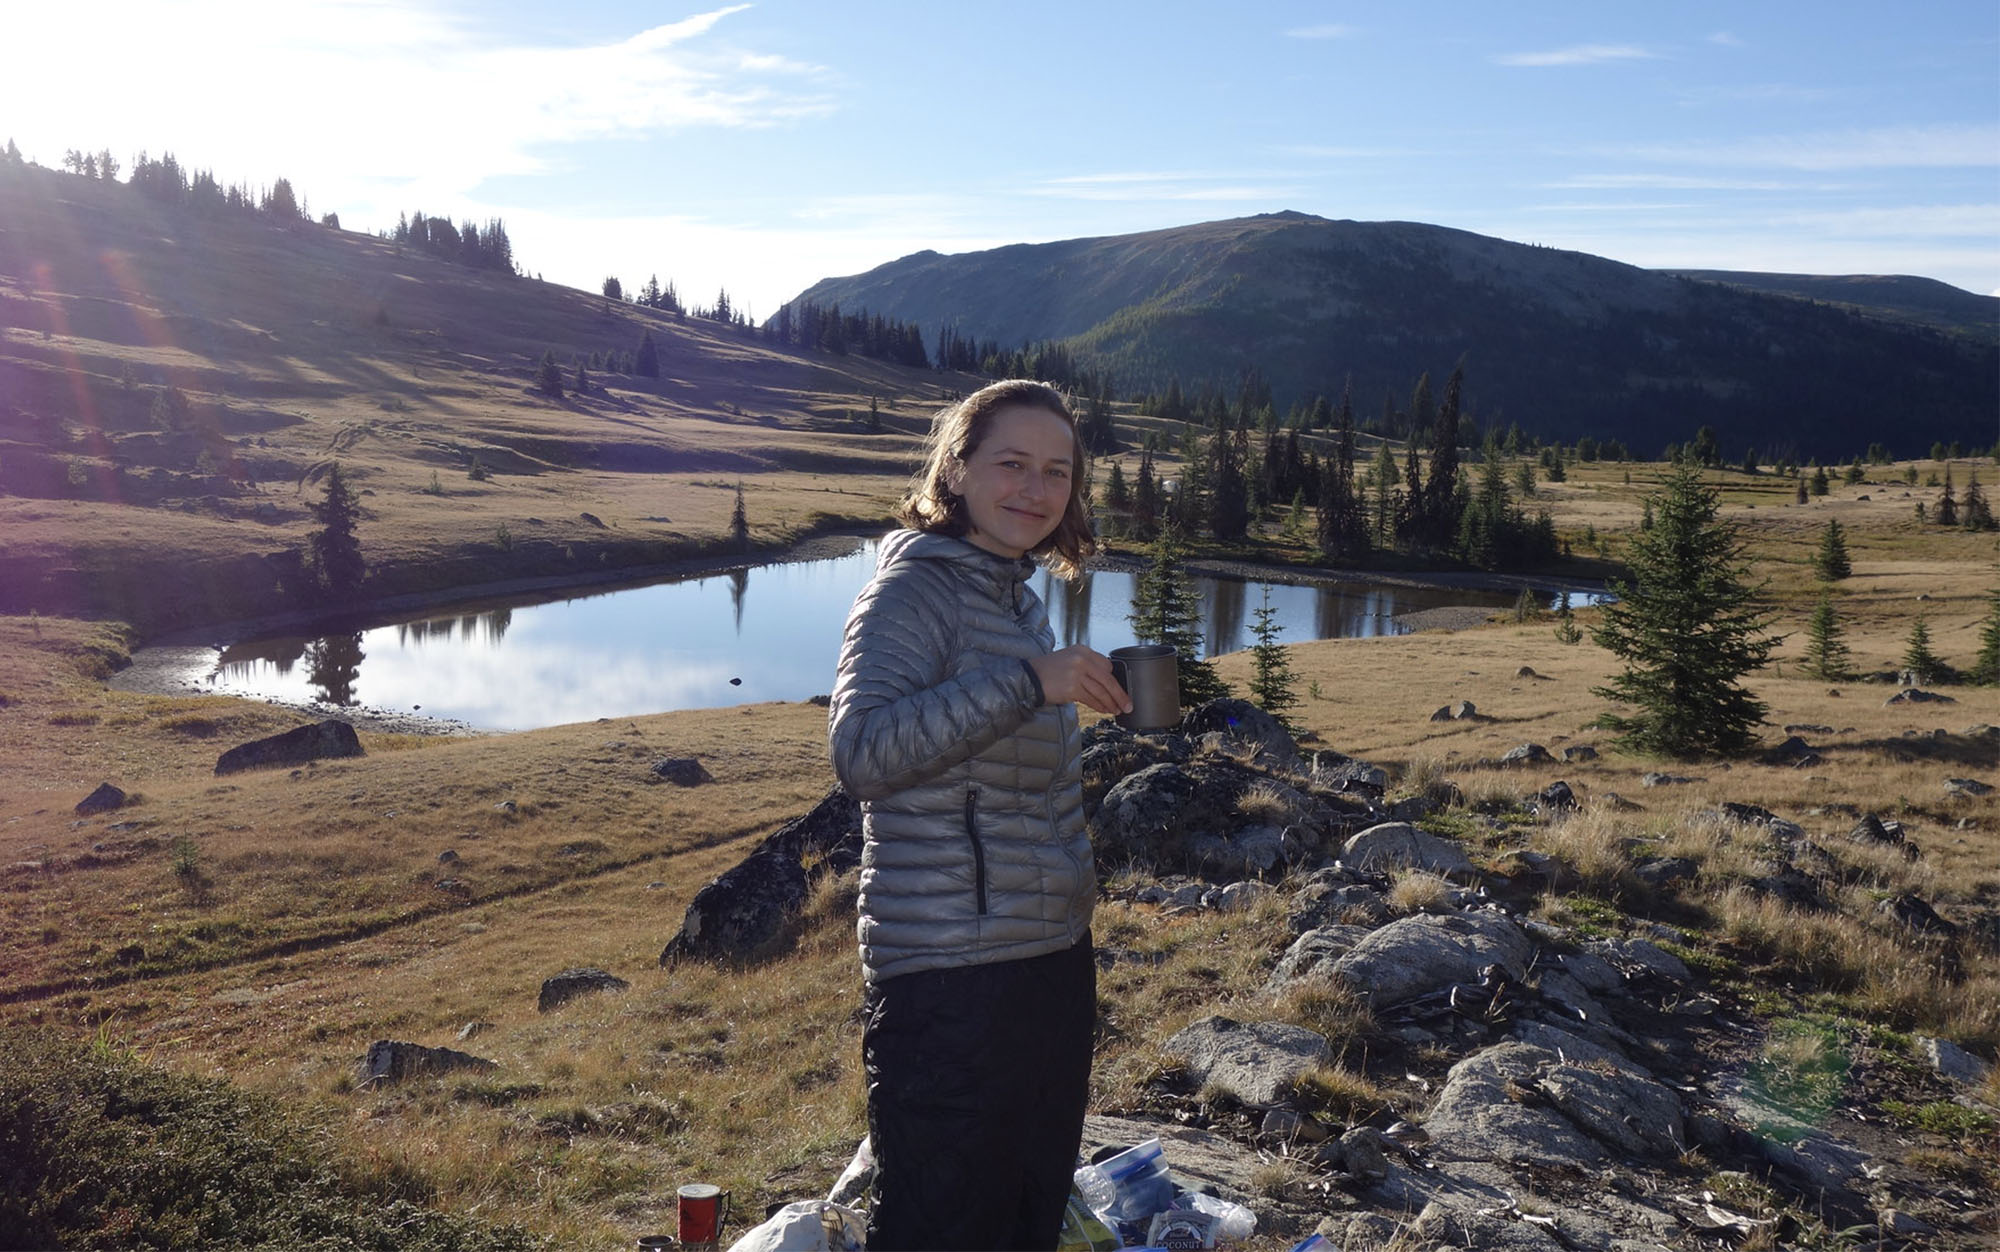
top-left (949, 403), bottom-right (1076, 560)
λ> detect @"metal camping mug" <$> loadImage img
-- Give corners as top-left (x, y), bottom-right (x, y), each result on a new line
top-left (1108, 644), bottom-right (1180, 732)
top-left (635, 1237), bottom-right (677, 1251)
top-left (676, 1182), bottom-right (730, 1247)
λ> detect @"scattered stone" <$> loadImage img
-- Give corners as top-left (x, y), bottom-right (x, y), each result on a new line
top-left (1332, 911), bottom-right (1536, 1010)
top-left (1759, 736), bottom-right (1821, 767)
top-left (1632, 856), bottom-right (1698, 889)
top-left (537, 967), bottom-right (630, 1012)
top-left (1917, 1035), bottom-right (1993, 1086)
top-left (1210, 880), bottom-right (1271, 913)
top-left (1783, 723), bottom-right (1833, 735)
top-left (74, 782), bottom-right (127, 816)
top-left (1531, 781), bottom-right (1577, 818)
top-left (658, 789), bottom-right (860, 965)
top-left (1496, 743), bottom-right (1555, 767)
top-left (215, 719), bottom-right (363, 775)
top-left (438, 849), bottom-right (460, 864)
top-left (1180, 698), bottom-right (1300, 765)
top-left (1641, 772), bottom-right (1698, 788)
top-left (456, 1020), bottom-right (494, 1041)
top-left (1429, 699), bottom-right (1477, 722)
top-left (1161, 1015), bottom-right (1327, 1105)
top-left (649, 756), bottom-right (714, 786)
top-left (359, 1039), bottom-right (496, 1084)
top-left (1558, 745), bottom-right (1597, 763)
top-left (1598, 792), bottom-right (1644, 812)
top-left (1265, 925), bottom-right (1374, 993)
top-left (1944, 777), bottom-right (1993, 798)
top-left (1515, 666), bottom-right (1542, 679)
top-left (1884, 688), bottom-right (1955, 705)
top-left (1340, 822), bottom-right (1474, 881)
top-left (1848, 813), bottom-right (1908, 849)
top-left (1259, 1106), bottom-right (1329, 1144)
top-left (1875, 893), bottom-right (1957, 938)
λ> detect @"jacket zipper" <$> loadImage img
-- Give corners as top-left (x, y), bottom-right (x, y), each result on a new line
top-left (964, 786), bottom-right (989, 915)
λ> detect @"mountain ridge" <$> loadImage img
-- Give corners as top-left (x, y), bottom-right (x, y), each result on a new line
top-left (790, 212), bottom-right (1998, 459)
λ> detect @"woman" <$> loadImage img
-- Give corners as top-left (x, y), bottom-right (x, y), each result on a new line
top-left (828, 379), bottom-right (1129, 1250)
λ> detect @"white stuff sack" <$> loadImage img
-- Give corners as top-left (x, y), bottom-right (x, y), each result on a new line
top-left (723, 1199), bottom-right (867, 1252)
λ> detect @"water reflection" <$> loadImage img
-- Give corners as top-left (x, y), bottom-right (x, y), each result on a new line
top-left (304, 633), bottom-right (364, 706)
top-left (190, 538), bottom-right (1596, 731)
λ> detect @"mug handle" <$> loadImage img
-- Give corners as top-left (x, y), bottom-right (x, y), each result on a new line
top-left (719, 1190), bottom-right (731, 1234)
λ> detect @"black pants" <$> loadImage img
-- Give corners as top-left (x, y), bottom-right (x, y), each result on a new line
top-left (861, 935), bottom-right (1095, 1252)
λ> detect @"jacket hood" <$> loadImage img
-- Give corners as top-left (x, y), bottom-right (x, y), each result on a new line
top-left (876, 528), bottom-right (1035, 595)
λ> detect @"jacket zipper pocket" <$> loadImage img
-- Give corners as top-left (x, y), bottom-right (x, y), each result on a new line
top-left (964, 787), bottom-right (989, 915)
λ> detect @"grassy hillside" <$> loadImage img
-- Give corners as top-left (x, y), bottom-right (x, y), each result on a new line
top-left (0, 161), bottom-right (957, 634)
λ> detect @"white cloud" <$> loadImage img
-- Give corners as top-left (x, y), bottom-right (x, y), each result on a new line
top-left (1285, 24), bottom-right (1355, 40)
top-left (1612, 123), bottom-right (2000, 170)
top-left (0, 1), bottom-right (832, 215)
top-left (1494, 44), bottom-right (1661, 67)
top-left (1028, 172), bottom-right (1300, 202)
top-left (1707, 31), bottom-right (1744, 48)
top-left (1548, 173), bottom-right (1848, 192)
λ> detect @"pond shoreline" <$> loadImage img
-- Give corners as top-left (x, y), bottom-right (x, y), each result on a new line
top-left (109, 530), bottom-right (1604, 737)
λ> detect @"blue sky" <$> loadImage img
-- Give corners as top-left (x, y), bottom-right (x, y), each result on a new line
top-left (9, 1), bottom-right (1997, 316)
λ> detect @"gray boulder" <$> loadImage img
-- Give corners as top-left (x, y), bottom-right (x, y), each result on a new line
top-left (537, 967), bottom-right (630, 1012)
top-left (1180, 698), bottom-right (1300, 765)
top-left (1918, 1035), bottom-right (1993, 1085)
top-left (359, 1039), bottom-right (497, 1084)
top-left (1496, 743), bottom-right (1555, 767)
top-left (1885, 687), bottom-right (1955, 705)
top-left (1160, 1015), bottom-right (1328, 1105)
top-left (661, 841), bottom-right (810, 964)
top-left (74, 782), bottom-right (127, 816)
top-left (1339, 822), bottom-right (1475, 882)
top-left (649, 757), bottom-right (713, 786)
top-left (1331, 912), bottom-right (1536, 1010)
top-left (1423, 1043), bottom-right (1605, 1166)
top-left (1287, 880), bottom-right (1390, 933)
top-left (1944, 776), bottom-right (1993, 798)
top-left (1265, 924), bottom-right (1374, 993)
top-left (1093, 758), bottom-right (1331, 876)
top-left (215, 718), bottom-right (362, 775)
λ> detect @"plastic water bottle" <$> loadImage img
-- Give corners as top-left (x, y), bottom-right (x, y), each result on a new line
top-left (1073, 1162), bottom-right (1116, 1215)
top-left (1182, 1190), bottom-right (1258, 1242)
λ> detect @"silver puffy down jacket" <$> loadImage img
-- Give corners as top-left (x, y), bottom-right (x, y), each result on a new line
top-left (829, 528), bottom-right (1095, 984)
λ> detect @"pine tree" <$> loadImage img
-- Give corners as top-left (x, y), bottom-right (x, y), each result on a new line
top-left (1590, 461), bottom-right (1777, 757)
top-left (1900, 616), bottom-right (1946, 685)
top-left (1809, 465), bottom-right (1829, 497)
top-left (1935, 466), bottom-right (1958, 526)
top-left (1129, 527), bottom-right (1228, 706)
top-left (306, 463), bottom-right (366, 603)
top-left (635, 329), bottom-right (660, 379)
top-left (573, 360), bottom-right (589, 395)
top-left (536, 350), bottom-right (564, 399)
top-left (1811, 519), bottom-right (1851, 580)
top-left (1960, 472), bottom-right (1993, 530)
top-left (1247, 591), bottom-right (1302, 733)
top-left (730, 483), bottom-right (749, 552)
top-left (1802, 591), bottom-right (1853, 680)
top-left (1970, 589), bottom-right (2000, 685)
top-left (1553, 592), bottom-right (1583, 645)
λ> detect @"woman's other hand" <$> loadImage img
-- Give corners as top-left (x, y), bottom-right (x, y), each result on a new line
top-left (1028, 646), bottom-right (1132, 717)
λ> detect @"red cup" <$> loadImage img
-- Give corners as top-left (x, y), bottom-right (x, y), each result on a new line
top-left (677, 1183), bottom-right (731, 1246)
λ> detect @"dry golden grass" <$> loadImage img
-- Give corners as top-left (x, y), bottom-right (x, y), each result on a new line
top-left (4, 455), bottom-right (1997, 1246)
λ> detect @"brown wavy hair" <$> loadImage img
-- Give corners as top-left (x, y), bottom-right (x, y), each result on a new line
top-left (894, 378), bottom-right (1097, 580)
